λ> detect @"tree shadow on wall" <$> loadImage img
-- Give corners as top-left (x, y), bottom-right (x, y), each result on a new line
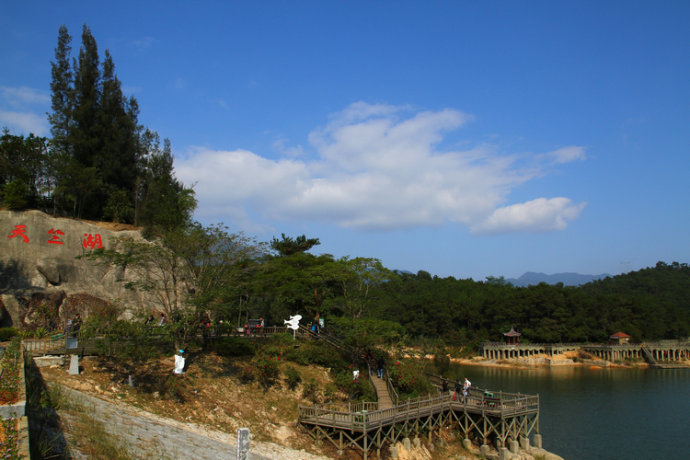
top-left (0, 260), bottom-right (35, 327)
top-left (0, 259), bottom-right (32, 291)
top-left (24, 355), bottom-right (72, 459)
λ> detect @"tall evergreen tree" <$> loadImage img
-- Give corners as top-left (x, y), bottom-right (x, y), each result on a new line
top-left (138, 135), bottom-right (196, 233)
top-left (48, 25), bottom-right (73, 154)
top-left (97, 50), bottom-right (141, 222)
top-left (47, 24), bottom-right (194, 226)
top-left (70, 25), bottom-right (100, 169)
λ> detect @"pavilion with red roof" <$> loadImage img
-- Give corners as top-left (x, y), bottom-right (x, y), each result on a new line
top-left (610, 331), bottom-right (631, 344)
top-left (503, 327), bottom-right (521, 345)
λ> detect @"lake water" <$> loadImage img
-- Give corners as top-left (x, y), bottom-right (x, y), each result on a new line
top-left (455, 365), bottom-right (690, 460)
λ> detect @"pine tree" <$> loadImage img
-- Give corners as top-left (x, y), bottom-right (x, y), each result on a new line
top-left (48, 25), bottom-right (73, 154)
top-left (46, 24), bottom-right (194, 225)
top-left (97, 50), bottom-right (141, 222)
top-left (138, 136), bottom-right (196, 233)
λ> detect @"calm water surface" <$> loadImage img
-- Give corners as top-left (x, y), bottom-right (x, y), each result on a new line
top-left (456, 365), bottom-right (690, 460)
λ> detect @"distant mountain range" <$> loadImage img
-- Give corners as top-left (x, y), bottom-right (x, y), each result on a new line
top-left (506, 271), bottom-right (611, 287)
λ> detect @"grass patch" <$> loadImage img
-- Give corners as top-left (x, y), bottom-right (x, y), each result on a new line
top-left (64, 400), bottom-right (133, 460)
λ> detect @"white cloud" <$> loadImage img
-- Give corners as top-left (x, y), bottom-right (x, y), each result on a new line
top-left (471, 198), bottom-right (586, 234)
top-left (0, 86), bottom-right (50, 136)
top-left (544, 146), bottom-right (587, 164)
top-left (0, 86), bottom-right (50, 106)
top-left (175, 102), bottom-right (586, 234)
top-left (0, 110), bottom-right (49, 136)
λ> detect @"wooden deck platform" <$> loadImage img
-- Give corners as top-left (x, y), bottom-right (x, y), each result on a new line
top-left (298, 387), bottom-right (539, 459)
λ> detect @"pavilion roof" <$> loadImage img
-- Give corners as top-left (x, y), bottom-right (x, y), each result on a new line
top-left (503, 327), bottom-right (522, 337)
top-left (610, 331), bottom-right (631, 338)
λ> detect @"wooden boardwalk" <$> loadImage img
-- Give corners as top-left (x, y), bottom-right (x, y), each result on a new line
top-left (298, 386), bottom-right (539, 459)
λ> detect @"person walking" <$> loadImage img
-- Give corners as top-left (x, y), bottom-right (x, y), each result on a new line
top-left (71, 314), bottom-right (82, 337)
top-left (453, 380), bottom-right (462, 401)
top-left (463, 377), bottom-right (472, 402)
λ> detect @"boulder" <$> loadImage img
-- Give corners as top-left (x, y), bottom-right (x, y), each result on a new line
top-left (0, 210), bottom-right (164, 327)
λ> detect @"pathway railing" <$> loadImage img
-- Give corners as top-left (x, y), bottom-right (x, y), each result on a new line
top-left (298, 386), bottom-right (539, 430)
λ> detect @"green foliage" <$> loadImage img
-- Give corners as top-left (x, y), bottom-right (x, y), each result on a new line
top-left (284, 365), bottom-right (302, 390)
top-left (302, 378), bottom-right (320, 403)
top-left (257, 251), bottom-right (340, 321)
top-left (0, 131), bottom-right (50, 210)
top-left (103, 189), bottom-right (133, 223)
top-left (388, 359), bottom-right (434, 399)
top-left (270, 233), bottom-right (320, 256)
top-left (137, 135), bottom-right (196, 232)
top-left (2, 178), bottom-right (30, 209)
top-left (0, 327), bottom-right (19, 341)
top-left (332, 366), bottom-right (375, 401)
top-left (284, 341), bottom-right (348, 369)
top-left (0, 339), bottom-right (21, 404)
top-left (366, 261), bottom-right (690, 344)
top-left (334, 257), bottom-right (395, 319)
top-left (253, 353), bottom-right (280, 388)
top-left (330, 317), bottom-right (406, 349)
top-left (39, 384), bottom-right (65, 411)
top-left (42, 24), bottom-right (194, 225)
top-left (208, 337), bottom-right (255, 358)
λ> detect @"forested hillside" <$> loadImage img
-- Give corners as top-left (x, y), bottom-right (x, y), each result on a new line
top-left (365, 262), bottom-right (690, 345)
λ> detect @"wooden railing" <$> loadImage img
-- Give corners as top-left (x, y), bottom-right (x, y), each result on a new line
top-left (383, 368), bottom-right (399, 406)
top-left (298, 386), bottom-right (539, 430)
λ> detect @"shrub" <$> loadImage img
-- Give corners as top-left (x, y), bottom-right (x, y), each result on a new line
top-left (332, 367), bottom-right (375, 402)
top-left (0, 327), bottom-right (18, 341)
top-left (209, 337), bottom-right (255, 358)
top-left (265, 332), bottom-right (295, 347)
top-left (284, 342), bottom-right (347, 368)
top-left (302, 378), bottom-right (320, 403)
top-left (388, 359), bottom-right (434, 399)
top-left (254, 354), bottom-right (280, 388)
top-left (284, 366), bottom-right (302, 390)
top-left (324, 383), bottom-right (338, 403)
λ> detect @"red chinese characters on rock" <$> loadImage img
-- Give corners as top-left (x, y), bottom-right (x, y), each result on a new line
top-left (48, 228), bottom-right (64, 245)
top-left (8, 225), bottom-right (29, 243)
top-left (83, 233), bottom-right (103, 250)
top-left (6, 225), bottom-right (105, 249)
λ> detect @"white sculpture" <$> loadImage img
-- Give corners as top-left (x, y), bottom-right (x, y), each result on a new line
top-left (284, 314), bottom-right (302, 330)
top-left (174, 350), bottom-right (185, 374)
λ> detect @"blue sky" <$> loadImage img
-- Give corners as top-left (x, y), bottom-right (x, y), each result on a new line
top-left (2, 1), bottom-right (689, 280)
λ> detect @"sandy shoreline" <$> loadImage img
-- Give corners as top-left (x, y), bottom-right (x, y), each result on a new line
top-left (404, 350), bottom-right (690, 370)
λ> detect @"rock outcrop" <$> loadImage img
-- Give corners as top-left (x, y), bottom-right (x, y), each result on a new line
top-left (0, 210), bottom-right (158, 328)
